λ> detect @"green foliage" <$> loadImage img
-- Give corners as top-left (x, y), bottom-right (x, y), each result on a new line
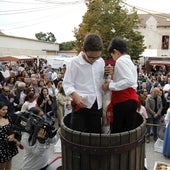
top-left (35, 32), bottom-right (56, 42)
top-left (74, 0), bottom-right (145, 60)
top-left (60, 41), bottom-right (76, 50)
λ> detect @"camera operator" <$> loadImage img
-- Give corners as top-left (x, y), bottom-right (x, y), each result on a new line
top-left (21, 107), bottom-right (57, 170)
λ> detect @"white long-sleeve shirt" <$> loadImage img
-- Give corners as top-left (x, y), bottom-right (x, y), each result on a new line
top-left (109, 54), bottom-right (138, 91)
top-left (63, 52), bottom-right (105, 109)
top-left (21, 132), bottom-right (57, 170)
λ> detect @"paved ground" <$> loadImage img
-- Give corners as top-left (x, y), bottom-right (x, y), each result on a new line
top-left (12, 137), bottom-right (170, 170)
top-left (145, 137), bottom-right (169, 169)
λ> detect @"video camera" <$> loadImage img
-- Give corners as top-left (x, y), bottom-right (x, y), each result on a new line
top-left (10, 111), bottom-right (57, 145)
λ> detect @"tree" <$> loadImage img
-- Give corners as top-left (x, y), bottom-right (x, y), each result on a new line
top-left (35, 32), bottom-right (56, 43)
top-left (60, 41), bottom-right (76, 50)
top-left (74, 0), bottom-right (145, 60)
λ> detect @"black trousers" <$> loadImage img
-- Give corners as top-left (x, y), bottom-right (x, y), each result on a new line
top-left (110, 100), bottom-right (139, 133)
top-left (70, 102), bottom-right (102, 133)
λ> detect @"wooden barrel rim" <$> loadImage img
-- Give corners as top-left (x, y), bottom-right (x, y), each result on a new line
top-left (61, 114), bottom-right (146, 135)
top-left (59, 128), bottom-right (145, 155)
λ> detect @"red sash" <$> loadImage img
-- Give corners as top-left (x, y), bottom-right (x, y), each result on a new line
top-left (106, 88), bottom-right (139, 124)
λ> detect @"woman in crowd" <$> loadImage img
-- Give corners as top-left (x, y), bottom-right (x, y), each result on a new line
top-left (0, 102), bottom-right (20, 170)
top-left (46, 80), bottom-right (57, 116)
top-left (38, 79), bottom-right (46, 93)
top-left (137, 96), bottom-right (148, 119)
top-left (55, 80), bottom-right (63, 96)
top-left (57, 83), bottom-right (72, 126)
top-left (5, 76), bottom-right (16, 91)
top-left (21, 92), bottom-right (37, 112)
top-left (37, 87), bottom-right (53, 114)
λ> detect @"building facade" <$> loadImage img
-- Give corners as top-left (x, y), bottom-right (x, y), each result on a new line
top-left (138, 13), bottom-right (170, 58)
top-left (0, 33), bottom-right (59, 58)
top-left (137, 13), bottom-right (170, 73)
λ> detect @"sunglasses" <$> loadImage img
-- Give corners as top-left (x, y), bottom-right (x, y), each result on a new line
top-left (85, 53), bottom-right (101, 60)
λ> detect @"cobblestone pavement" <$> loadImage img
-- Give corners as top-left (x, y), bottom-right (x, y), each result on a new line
top-left (12, 137), bottom-right (170, 170)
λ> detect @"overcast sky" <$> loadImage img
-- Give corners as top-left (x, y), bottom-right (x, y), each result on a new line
top-left (0, 0), bottom-right (170, 43)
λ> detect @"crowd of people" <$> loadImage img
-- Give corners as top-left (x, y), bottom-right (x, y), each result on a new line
top-left (136, 69), bottom-right (170, 158)
top-left (0, 59), bottom-right (69, 169)
top-left (0, 33), bottom-right (170, 170)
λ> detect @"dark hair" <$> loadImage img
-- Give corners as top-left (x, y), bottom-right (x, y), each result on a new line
top-left (27, 92), bottom-right (35, 100)
top-left (0, 101), bottom-right (7, 109)
top-left (40, 87), bottom-right (49, 96)
top-left (25, 86), bottom-right (35, 95)
top-left (29, 107), bottom-right (42, 115)
top-left (83, 33), bottom-right (103, 52)
top-left (108, 38), bottom-right (128, 54)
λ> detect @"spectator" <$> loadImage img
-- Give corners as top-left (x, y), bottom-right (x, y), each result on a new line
top-left (0, 86), bottom-right (19, 118)
top-left (24, 86), bottom-right (35, 99)
top-left (37, 87), bottom-right (53, 114)
top-left (43, 73), bottom-right (50, 85)
top-left (50, 68), bottom-right (58, 81)
top-left (5, 76), bottom-right (16, 91)
top-left (1, 64), bottom-right (10, 83)
top-left (159, 88), bottom-right (169, 116)
top-left (46, 80), bottom-right (55, 98)
top-left (17, 70), bottom-right (27, 82)
top-left (21, 92), bottom-right (37, 112)
top-left (139, 89), bottom-right (149, 106)
top-left (10, 64), bottom-right (18, 77)
top-left (163, 77), bottom-right (170, 93)
top-left (53, 73), bottom-right (63, 88)
top-left (0, 102), bottom-right (20, 170)
top-left (29, 77), bottom-right (39, 98)
top-left (23, 77), bottom-right (31, 88)
top-left (145, 87), bottom-right (163, 143)
top-left (46, 80), bottom-right (57, 116)
top-left (55, 80), bottom-right (63, 96)
top-left (145, 77), bottom-right (152, 93)
top-left (38, 79), bottom-right (46, 92)
top-left (0, 71), bottom-right (5, 84)
top-left (12, 82), bottom-right (26, 111)
top-left (57, 84), bottom-right (72, 126)
top-left (137, 96), bottom-right (148, 119)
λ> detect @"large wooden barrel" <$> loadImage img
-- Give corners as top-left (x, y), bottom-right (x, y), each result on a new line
top-left (59, 113), bottom-right (146, 170)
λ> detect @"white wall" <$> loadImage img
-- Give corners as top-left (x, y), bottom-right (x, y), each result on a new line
top-left (0, 35), bottom-right (59, 57)
top-left (139, 16), bottom-right (170, 57)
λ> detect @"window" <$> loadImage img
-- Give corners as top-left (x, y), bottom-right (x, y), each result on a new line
top-left (162, 35), bottom-right (169, 49)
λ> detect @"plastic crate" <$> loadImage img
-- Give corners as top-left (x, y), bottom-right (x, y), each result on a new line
top-left (154, 138), bottom-right (164, 153)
